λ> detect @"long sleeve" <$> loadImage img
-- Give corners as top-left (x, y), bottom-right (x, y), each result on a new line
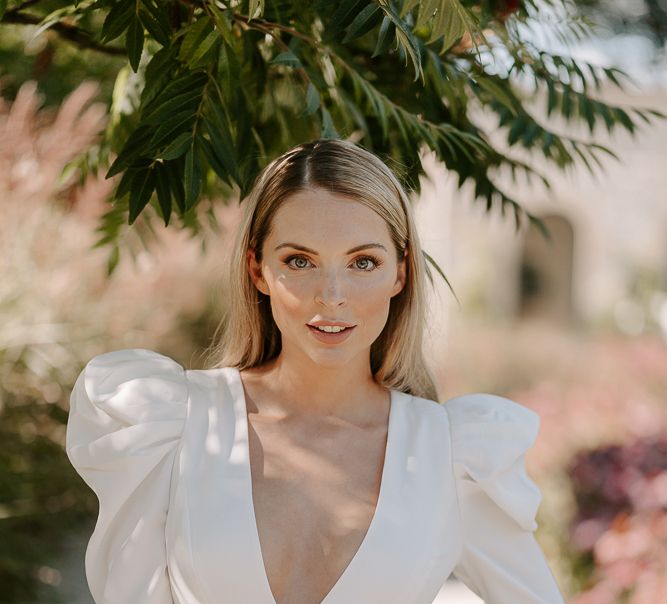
top-left (444, 393), bottom-right (565, 603)
top-left (66, 348), bottom-right (189, 604)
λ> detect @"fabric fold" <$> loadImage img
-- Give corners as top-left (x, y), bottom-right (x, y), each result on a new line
top-left (66, 348), bottom-right (189, 604)
top-left (445, 392), bottom-right (542, 532)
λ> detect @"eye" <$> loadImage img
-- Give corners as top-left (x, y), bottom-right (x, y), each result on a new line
top-left (284, 255), bottom-right (312, 270)
top-left (282, 254), bottom-right (383, 272)
top-left (353, 255), bottom-right (382, 271)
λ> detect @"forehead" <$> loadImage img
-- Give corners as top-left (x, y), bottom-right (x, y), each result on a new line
top-left (268, 189), bottom-right (392, 242)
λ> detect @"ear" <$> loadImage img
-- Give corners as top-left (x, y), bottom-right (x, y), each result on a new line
top-left (391, 248), bottom-right (408, 297)
top-left (246, 248), bottom-right (270, 296)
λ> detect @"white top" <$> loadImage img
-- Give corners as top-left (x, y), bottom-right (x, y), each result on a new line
top-left (66, 348), bottom-right (565, 604)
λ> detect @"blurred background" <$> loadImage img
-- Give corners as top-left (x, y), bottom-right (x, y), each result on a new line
top-left (2, 0), bottom-right (667, 602)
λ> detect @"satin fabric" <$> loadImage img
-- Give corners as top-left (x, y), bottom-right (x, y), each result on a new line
top-left (66, 348), bottom-right (565, 603)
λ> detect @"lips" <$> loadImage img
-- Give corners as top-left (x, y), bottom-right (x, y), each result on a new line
top-left (306, 323), bottom-right (357, 342)
top-left (308, 324), bottom-right (354, 332)
top-left (307, 321), bottom-right (356, 328)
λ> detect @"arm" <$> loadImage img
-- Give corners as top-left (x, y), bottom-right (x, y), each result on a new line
top-left (66, 348), bottom-right (189, 604)
top-left (445, 393), bottom-right (565, 603)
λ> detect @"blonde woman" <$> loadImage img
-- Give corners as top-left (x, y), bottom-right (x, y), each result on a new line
top-left (66, 139), bottom-right (565, 604)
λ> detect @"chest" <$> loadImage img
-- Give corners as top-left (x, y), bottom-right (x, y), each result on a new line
top-left (246, 415), bottom-right (388, 604)
top-left (168, 370), bottom-right (464, 604)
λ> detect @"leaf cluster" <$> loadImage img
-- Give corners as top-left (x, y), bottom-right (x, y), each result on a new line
top-left (1, 0), bottom-right (664, 277)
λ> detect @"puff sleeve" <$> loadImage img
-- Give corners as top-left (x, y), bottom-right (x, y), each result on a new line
top-left (65, 348), bottom-right (189, 604)
top-left (445, 393), bottom-right (565, 603)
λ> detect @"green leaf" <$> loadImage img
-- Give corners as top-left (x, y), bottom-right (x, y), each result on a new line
top-left (376, 1), bottom-right (423, 81)
top-left (342, 4), bottom-right (381, 43)
top-left (164, 159), bottom-right (186, 213)
top-left (218, 41), bottom-right (241, 102)
top-left (140, 46), bottom-right (178, 106)
top-left (115, 166), bottom-right (140, 199)
top-left (0, 0), bottom-right (7, 20)
top-left (248, 0), bottom-right (264, 20)
top-left (546, 80), bottom-right (558, 116)
top-left (400, 0), bottom-right (421, 17)
top-left (561, 89), bottom-right (573, 119)
top-left (126, 18), bottom-right (145, 72)
top-left (28, 5), bottom-right (82, 41)
top-left (147, 109), bottom-right (197, 151)
top-left (646, 108), bottom-right (667, 119)
top-left (101, 0), bottom-right (134, 43)
top-left (613, 107), bottom-right (635, 133)
top-left (159, 132), bottom-right (193, 160)
top-left (106, 126), bottom-right (154, 178)
top-left (328, 0), bottom-right (366, 36)
top-left (154, 162), bottom-right (172, 225)
top-left (183, 143), bottom-right (202, 210)
top-left (593, 101), bottom-right (614, 133)
top-left (208, 3), bottom-right (235, 45)
top-left (270, 50), bottom-right (302, 67)
top-left (372, 16), bottom-right (396, 58)
top-left (304, 82), bottom-right (321, 115)
top-left (179, 15), bottom-right (213, 65)
top-left (198, 134), bottom-right (232, 185)
top-left (140, 0), bottom-right (172, 45)
top-left (128, 166), bottom-right (156, 224)
top-left (578, 93), bottom-right (595, 132)
top-left (604, 67), bottom-right (628, 89)
top-left (204, 98), bottom-right (239, 181)
top-left (138, 5), bottom-right (170, 47)
top-left (143, 71), bottom-right (208, 114)
top-left (428, 1), bottom-right (467, 49)
top-left (321, 106), bottom-right (338, 138)
top-left (188, 30), bottom-right (220, 69)
top-left (475, 78), bottom-right (517, 116)
top-left (521, 120), bottom-right (540, 147)
top-left (106, 245), bottom-right (121, 277)
top-left (142, 87), bottom-right (203, 125)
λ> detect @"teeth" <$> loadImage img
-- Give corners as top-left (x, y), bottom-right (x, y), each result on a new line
top-left (314, 325), bottom-right (348, 333)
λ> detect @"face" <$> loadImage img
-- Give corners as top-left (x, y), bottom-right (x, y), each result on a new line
top-left (247, 187), bottom-right (407, 370)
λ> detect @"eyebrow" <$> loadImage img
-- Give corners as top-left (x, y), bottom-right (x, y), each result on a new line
top-left (274, 242), bottom-right (388, 255)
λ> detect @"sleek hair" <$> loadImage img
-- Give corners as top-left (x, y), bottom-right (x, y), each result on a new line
top-left (204, 138), bottom-right (438, 400)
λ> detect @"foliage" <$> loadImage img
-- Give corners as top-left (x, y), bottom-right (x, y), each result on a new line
top-left (2, 0), bottom-right (665, 275)
top-left (566, 436), bottom-right (667, 602)
top-left (0, 81), bottom-right (231, 601)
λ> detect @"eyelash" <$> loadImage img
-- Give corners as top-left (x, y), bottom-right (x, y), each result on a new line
top-left (283, 254), bottom-right (383, 272)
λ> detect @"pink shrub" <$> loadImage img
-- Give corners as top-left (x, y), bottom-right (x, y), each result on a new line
top-left (567, 438), bottom-right (667, 603)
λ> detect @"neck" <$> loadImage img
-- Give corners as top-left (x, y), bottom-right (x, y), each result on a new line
top-left (245, 349), bottom-right (388, 421)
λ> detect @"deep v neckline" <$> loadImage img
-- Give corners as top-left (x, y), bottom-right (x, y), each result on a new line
top-left (229, 366), bottom-right (397, 604)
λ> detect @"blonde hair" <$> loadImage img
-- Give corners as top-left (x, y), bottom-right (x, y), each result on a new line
top-left (204, 138), bottom-right (439, 400)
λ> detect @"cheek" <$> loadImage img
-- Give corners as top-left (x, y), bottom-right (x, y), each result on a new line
top-left (353, 285), bottom-right (393, 327)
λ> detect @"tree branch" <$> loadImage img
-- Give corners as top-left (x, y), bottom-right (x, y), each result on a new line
top-left (2, 10), bottom-right (126, 56)
top-left (231, 13), bottom-right (319, 46)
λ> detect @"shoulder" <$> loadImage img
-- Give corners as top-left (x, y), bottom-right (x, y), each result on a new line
top-left (407, 390), bottom-right (540, 450)
top-left (80, 347), bottom-right (187, 390)
top-left (408, 391), bottom-right (542, 532)
top-left (69, 347), bottom-right (189, 427)
top-left (80, 347), bottom-right (186, 381)
top-left (442, 392), bottom-right (541, 462)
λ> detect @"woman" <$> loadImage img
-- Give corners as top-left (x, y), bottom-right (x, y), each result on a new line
top-left (66, 139), bottom-right (565, 603)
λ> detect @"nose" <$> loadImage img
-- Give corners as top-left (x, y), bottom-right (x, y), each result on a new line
top-left (315, 269), bottom-right (346, 307)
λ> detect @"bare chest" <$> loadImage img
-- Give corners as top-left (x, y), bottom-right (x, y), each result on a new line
top-left (247, 415), bottom-right (389, 604)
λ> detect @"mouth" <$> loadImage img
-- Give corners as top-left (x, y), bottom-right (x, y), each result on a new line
top-left (306, 323), bottom-right (357, 342)
top-left (307, 323), bottom-right (355, 332)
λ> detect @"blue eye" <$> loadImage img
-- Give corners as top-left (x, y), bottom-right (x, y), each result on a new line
top-left (288, 256), bottom-right (311, 269)
top-left (354, 256), bottom-right (381, 271)
top-left (283, 254), bottom-right (383, 272)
